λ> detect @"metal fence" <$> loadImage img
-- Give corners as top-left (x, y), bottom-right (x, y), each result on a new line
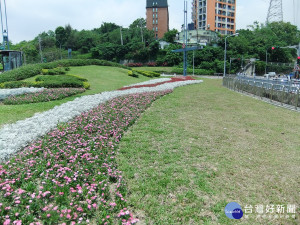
top-left (223, 76), bottom-right (300, 110)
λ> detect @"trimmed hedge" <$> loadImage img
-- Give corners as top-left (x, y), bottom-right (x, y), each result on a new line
top-left (0, 81), bottom-right (35, 89)
top-left (132, 69), bottom-right (160, 78)
top-left (171, 68), bottom-right (215, 75)
top-left (128, 70), bottom-right (139, 78)
top-left (0, 59), bottom-right (129, 84)
top-left (41, 68), bottom-right (66, 75)
top-left (0, 75), bottom-right (90, 89)
top-left (65, 74), bottom-right (88, 82)
top-left (34, 75), bottom-right (89, 88)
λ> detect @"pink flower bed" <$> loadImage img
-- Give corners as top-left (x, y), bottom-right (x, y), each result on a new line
top-left (3, 88), bottom-right (86, 105)
top-left (0, 91), bottom-right (171, 224)
top-left (119, 76), bottom-right (195, 91)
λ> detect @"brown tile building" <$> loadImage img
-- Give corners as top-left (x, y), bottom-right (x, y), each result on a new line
top-left (192, 0), bottom-right (236, 35)
top-left (146, 0), bottom-right (169, 39)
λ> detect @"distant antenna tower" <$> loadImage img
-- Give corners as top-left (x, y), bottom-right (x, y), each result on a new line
top-left (0, 0), bottom-right (9, 50)
top-left (266, 0), bottom-right (283, 24)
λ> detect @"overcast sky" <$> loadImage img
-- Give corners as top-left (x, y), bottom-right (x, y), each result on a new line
top-left (4, 0), bottom-right (300, 44)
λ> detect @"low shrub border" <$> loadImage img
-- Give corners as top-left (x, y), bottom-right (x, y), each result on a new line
top-left (0, 75), bottom-right (90, 89)
top-left (41, 68), bottom-right (67, 75)
top-left (132, 69), bottom-right (160, 78)
top-left (127, 71), bottom-right (139, 78)
top-left (3, 88), bottom-right (86, 105)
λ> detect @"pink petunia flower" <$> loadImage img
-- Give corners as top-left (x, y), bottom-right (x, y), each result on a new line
top-left (3, 219), bottom-right (10, 225)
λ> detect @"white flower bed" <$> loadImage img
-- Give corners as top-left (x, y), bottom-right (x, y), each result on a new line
top-left (124, 78), bottom-right (172, 87)
top-left (0, 87), bottom-right (45, 100)
top-left (0, 79), bottom-right (203, 161)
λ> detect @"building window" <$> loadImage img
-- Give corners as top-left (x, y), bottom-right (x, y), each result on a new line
top-left (156, 27), bottom-right (158, 31)
top-left (153, 14), bottom-right (155, 18)
top-left (156, 8), bottom-right (158, 12)
top-left (153, 8), bottom-right (155, 12)
top-left (156, 20), bottom-right (158, 24)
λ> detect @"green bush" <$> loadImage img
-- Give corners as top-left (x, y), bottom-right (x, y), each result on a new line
top-left (83, 82), bottom-right (91, 89)
top-left (0, 81), bottom-right (37, 89)
top-left (36, 80), bottom-right (84, 88)
top-left (34, 75), bottom-right (88, 88)
top-left (35, 75), bottom-right (76, 82)
top-left (132, 69), bottom-right (160, 78)
top-left (66, 74), bottom-right (88, 82)
top-left (128, 70), bottom-right (139, 78)
top-left (0, 75), bottom-right (90, 89)
top-left (0, 64), bottom-right (43, 83)
top-left (47, 68), bottom-right (66, 75)
top-left (41, 69), bottom-right (49, 75)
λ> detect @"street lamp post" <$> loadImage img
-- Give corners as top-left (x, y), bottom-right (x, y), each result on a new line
top-left (265, 50), bottom-right (268, 75)
top-left (223, 33), bottom-right (239, 77)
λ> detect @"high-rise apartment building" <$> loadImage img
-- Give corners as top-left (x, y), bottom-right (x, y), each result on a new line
top-left (146, 0), bottom-right (169, 39)
top-left (192, 0), bottom-right (236, 35)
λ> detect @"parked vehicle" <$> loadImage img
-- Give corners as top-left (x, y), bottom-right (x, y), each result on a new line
top-left (263, 72), bottom-right (276, 79)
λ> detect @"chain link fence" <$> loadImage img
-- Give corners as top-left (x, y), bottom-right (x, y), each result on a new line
top-left (223, 76), bottom-right (300, 110)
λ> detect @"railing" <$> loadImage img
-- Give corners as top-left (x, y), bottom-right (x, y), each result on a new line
top-left (223, 76), bottom-right (300, 110)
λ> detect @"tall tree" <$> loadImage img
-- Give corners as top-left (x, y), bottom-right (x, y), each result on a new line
top-left (55, 26), bottom-right (68, 49)
top-left (163, 29), bottom-right (178, 43)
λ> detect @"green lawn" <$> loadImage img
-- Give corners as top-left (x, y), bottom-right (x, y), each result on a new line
top-left (117, 78), bottom-right (300, 224)
top-left (0, 65), bottom-right (150, 127)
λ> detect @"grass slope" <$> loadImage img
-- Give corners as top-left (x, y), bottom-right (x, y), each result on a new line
top-left (0, 66), bottom-right (150, 127)
top-left (117, 78), bottom-right (300, 225)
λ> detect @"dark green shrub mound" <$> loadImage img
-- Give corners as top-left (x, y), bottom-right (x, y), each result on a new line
top-left (0, 59), bottom-right (128, 84)
top-left (128, 70), bottom-right (139, 78)
top-left (34, 75), bottom-right (88, 88)
top-left (41, 67), bottom-right (66, 75)
top-left (65, 74), bottom-right (88, 82)
top-left (0, 81), bottom-right (35, 89)
top-left (0, 75), bottom-right (90, 89)
top-left (0, 64), bottom-right (43, 83)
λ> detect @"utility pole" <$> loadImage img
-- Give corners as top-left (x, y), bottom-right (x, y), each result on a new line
top-left (38, 36), bottom-right (43, 63)
top-left (139, 19), bottom-right (144, 47)
top-left (265, 50), bottom-right (268, 75)
top-left (120, 27), bottom-right (123, 45)
top-left (183, 0), bottom-right (188, 76)
top-left (193, 50), bottom-right (195, 76)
